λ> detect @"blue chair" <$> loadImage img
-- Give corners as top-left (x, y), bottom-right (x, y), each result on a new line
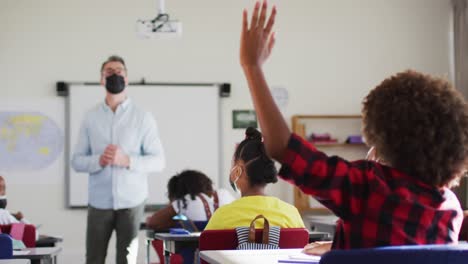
top-left (320, 244), bottom-right (468, 264)
top-left (0, 234), bottom-right (13, 259)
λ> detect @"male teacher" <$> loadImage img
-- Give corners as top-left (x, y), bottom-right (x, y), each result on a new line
top-left (72, 55), bottom-right (165, 264)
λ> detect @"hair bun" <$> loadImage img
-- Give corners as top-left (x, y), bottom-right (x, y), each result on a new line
top-left (245, 127), bottom-right (262, 141)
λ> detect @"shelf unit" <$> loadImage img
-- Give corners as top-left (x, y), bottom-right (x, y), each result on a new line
top-left (291, 115), bottom-right (369, 215)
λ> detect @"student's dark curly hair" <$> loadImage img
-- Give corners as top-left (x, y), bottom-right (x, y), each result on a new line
top-left (234, 127), bottom-right (278, 186)
top-left (362, 70), bottom-right (468, 187)
top-left (167, 170), bottom-right (214, 209)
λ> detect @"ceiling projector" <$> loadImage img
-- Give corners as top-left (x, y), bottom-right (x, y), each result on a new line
top-left (136, 0), bottom-right (182, 39)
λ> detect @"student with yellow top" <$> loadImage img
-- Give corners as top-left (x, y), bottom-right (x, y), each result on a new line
top-left (205, 127), bottom-right (305, 230)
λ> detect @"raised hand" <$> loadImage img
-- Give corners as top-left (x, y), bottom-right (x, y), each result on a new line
top-left (239, 1), bottom-right (290, 161)
top-left (240, 0), bottom-right (277, 68)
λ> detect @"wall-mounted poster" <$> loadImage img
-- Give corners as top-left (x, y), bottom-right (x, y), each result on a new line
top-left (232, 110), bottom-right (257, 129)
top-left (0, 112), bottom-right (63, 170)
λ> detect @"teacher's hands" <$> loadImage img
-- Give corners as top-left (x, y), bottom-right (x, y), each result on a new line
top-left (100, 146), bottom-right (114, 167)
top-left (100, 144), bottom-right (130, 168)
top-left (240, 0), bottom-right (277, 69)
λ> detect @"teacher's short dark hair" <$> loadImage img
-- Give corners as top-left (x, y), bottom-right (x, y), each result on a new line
top-left (100, 55), bottom-right (127, 73)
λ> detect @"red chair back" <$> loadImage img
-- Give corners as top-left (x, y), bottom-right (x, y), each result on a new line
top-left (199, 228), bottom-right (309, 264)
top-left (0, 224), bottom-right (36, 247)
top-left (10, 223), bottom-right (25, 241)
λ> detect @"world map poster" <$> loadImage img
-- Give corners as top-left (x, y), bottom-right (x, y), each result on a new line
top-left (0, 112), bottom-right (63, 170)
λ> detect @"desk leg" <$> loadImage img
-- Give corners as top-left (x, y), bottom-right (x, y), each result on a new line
top-left (41, 257), bottom-right (53, 264)
top-left (195, 249), bottom-right (200, 264)
top-left (164, 251), bottom-right (170, 264)
top-left (146, 239), bottom-right (151, 264)
top-left (163, 240), bottom-right (170, 264)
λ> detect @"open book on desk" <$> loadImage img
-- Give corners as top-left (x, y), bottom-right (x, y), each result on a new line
top-left (278, 252), bottom-right (321, 264)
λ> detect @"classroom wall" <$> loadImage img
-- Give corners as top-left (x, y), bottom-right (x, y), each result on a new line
top-left (0, 0), bottom-right (452, 263)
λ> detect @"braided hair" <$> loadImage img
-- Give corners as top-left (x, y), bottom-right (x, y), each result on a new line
top-left (233, 127), bottom-right (278, 186)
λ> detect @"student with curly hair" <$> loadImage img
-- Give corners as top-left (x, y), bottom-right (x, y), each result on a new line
top-left (146, 170), bottom-right (234, 230)
top-left (239, 0), bottom-right (468, 254)
top-left (146, 171), bottom-right (234, 264)
top-left (205, 127), bottom-right (305, 229)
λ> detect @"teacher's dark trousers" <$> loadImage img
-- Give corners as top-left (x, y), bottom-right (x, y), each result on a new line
top-left (86, 203), bottom-right (145, 264)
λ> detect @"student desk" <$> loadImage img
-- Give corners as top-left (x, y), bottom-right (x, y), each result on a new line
top-left (141, 226), bottom-right (169, 264)
top-left (12, 247), bottom-right (61, 264)
top-left (306, 215), bottom-right (338, 238)
top-left (35, 236), bottom-right (63, 248)
top-left (0, 260), bottom-right (31, 264)
top-left (308, 231), bottom-right (330, 242)
top-left (200, 248), bottom-right (321, 264)
top-left (145, 230), bottom-right (330, 264)
top-left (146, 231), bottom-right (201, 264)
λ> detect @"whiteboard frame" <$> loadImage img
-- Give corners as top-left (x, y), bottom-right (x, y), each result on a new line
top-left (59, 81), bottom-right (227, 209)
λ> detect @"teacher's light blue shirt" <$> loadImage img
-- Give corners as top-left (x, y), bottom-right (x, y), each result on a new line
top-left (71, 98), bottom-right (165, 210)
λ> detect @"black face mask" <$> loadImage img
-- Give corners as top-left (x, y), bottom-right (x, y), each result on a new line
top-left (0, 199), bottom-right (7, 209)
top-left (105, 74), bottom-right (126, 94)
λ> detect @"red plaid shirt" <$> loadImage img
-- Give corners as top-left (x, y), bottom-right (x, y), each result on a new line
top-left (279, 134), bottom-right (463, 249)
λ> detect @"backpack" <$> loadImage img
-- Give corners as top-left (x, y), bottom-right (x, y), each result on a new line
top-left (236, 214), bottom-right (280, 250)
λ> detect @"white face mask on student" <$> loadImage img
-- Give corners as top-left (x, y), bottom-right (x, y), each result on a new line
top-left (229, 166), bottom-right (241, 194)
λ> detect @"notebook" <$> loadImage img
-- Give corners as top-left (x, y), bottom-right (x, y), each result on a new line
top-left (277, 253), bottom-right (321, 264)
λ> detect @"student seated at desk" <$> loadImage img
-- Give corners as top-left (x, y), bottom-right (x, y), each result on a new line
top-left (238, 0), bottom-right (468, 255)
top-left (146, 170), bottom-right (234, 230)
top-left (205, 127), bottom-right (305, 230)
top-left (0, 176), bottom-right (30, 225)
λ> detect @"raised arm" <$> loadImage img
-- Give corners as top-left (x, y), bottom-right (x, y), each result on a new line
top-left (240, 1), bottom-right (290, 161)
top-left (146, 204), bottom-right (177, 230)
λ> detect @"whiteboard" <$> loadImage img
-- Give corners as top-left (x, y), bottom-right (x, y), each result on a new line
top-left (67, 84), bottom-right (221, 207)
